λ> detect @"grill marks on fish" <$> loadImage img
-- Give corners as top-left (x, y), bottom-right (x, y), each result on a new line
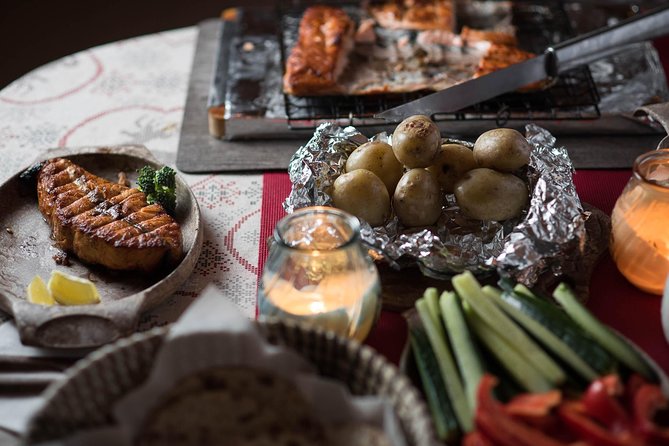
top-left (52, 165), bottom-right (171, 246)
top-left (37, 158), bottom-right (182, 272)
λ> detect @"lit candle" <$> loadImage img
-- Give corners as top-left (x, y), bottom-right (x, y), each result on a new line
top-left (611, 149), bottom-right (669, 295)
top-left (258, 207), bottom-right (381, 340)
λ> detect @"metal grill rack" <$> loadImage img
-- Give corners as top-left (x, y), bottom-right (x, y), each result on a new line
top-left (279, 0), bottom-right (601, 129)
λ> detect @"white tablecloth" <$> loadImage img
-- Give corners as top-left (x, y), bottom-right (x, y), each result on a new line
top-left (0, 26), bottom-right (263, 436)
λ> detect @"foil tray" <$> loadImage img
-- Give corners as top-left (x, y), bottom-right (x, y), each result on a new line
top-left (283, 123), bottom-right (587, 286)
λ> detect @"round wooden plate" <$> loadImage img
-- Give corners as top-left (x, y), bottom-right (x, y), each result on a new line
top-left (0, 145), bottom-right (203, 348)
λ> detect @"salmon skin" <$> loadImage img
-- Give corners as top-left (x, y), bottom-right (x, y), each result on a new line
top-left (37, 158), bottom-right (182, 272)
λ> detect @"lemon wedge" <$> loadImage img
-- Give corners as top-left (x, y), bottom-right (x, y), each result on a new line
top-left (47, 271), bottom-right (101, 306)
top-left (27, 275), bottom-right (56, 306)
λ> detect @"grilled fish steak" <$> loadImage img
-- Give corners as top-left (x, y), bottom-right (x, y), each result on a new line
top-left (37, 158), bottom-right (182, 272)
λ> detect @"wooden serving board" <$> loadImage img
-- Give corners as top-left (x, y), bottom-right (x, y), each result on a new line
top-left (176, 19), bottom-right (664, 173)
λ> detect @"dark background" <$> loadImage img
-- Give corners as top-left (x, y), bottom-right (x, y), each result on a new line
top-left (1, 0), bottom-right (668, 89)
top-left (0, 0), bottom-right (276, 89)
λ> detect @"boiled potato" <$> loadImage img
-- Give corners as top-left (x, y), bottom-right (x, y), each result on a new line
top-left (346, 141), bottom-right (403, 194)
top-left (332, 170), bottom-right (390, 226)
top-left (392, 115), bottom-right (441, 168)
top-left (473, 128), bottom-right (532, 172)
top-left (427, 143), bottom-right (478, 193)
top-left (454, 168), bottom-right (528, 221)
top-left (393, 168), bottom-right (442, 227)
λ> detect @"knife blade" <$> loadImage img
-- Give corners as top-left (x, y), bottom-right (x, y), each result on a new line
top-left (375, 4), bottom-right (669, 122)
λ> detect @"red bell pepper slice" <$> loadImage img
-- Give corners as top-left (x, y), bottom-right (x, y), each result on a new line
top-left (505, 389), bottom-right (562, 431)
top-left (633, 383), bottom-right (669, 445)
top-left (626, 374), bottom-right (645, 407)
top-left (559, 400), bottom-right (642, 446)
top-left (477, 409), bottom-right (521, 446)
top-left (582, 374), bottom-right (631, 434)
top-left (476, 374), bottom-right (568, 446)
top-left (601, 375), bottom-right (625, 394)
top-left (506, 389), bottom-right (562, 418)
top-left (463, 431), bottom-right (495, 446)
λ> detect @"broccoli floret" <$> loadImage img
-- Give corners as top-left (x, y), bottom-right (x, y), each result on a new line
top-left (155, 166), bottom-right (176, 190)
top-left (154, 187), bottom-right (176, 213)
top-left (154, 166), bottom-right (176, 212)
top-left (136, 165), bottom-right (177, 214)
top-left (137, 166), bottom-right (157, 197)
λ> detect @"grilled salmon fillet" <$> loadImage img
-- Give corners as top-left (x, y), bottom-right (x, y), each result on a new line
top-left (369, 0), bottom-right (455, 31)
top-left (37, 158), bottom-right (182, 272)
top-left (282, 5), bottom-right (355, 96)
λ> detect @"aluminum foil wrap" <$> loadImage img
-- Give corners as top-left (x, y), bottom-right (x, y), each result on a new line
top-left (284, 123), bottom-right (586, 285)
top-left (496, 124), bottom-right (586, 284)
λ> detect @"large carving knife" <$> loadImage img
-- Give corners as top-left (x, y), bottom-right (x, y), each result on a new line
top-left (375, 4), bottom-right (669, 122)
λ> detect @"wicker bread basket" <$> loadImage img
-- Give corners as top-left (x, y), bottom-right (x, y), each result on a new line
top-left (24, 319), bottom-right (436, 446)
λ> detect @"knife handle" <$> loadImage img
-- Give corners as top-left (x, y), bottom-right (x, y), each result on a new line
top-left (549, 4), bottom-right (669, 73)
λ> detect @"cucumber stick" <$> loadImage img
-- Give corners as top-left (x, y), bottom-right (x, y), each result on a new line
top-left (514, 283), bottom-right (538, 299)
top-left (494, 286), bottom-right (616, 376)
top-left (499, 279), bottom-right (538, 300)
top-left (409, 325), bottom-right (460, 443)
top-left (424, 288), bottom-right (445, 340)
top-left (452, 271), bottom-right (566, 386)
top-left (440, 291), bottom-right (484, 410)
top-left (416, 298), bottom-right (472, 432)
top-left (465, 307), bottom-right (553, 393)
top-left (553, 283), bottom-right (655, 380)
top-left (481, 286), bottom-right (599, 381)
top-left (480, 285), bottom-right (501, 299)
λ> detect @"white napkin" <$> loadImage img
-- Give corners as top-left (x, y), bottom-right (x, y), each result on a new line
top-left (114, 285), bottom-right (316, 435)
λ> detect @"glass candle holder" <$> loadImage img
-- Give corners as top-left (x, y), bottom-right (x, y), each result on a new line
top-left (258, 206), bottom-right (381, 341)
top-left (611, 149), bottom-right (669, 295)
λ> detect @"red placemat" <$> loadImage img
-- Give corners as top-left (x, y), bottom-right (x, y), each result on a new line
top-left (575, 171), bottom-right (669, 374)
top-left (258, 171), bottom-right (669, 372)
